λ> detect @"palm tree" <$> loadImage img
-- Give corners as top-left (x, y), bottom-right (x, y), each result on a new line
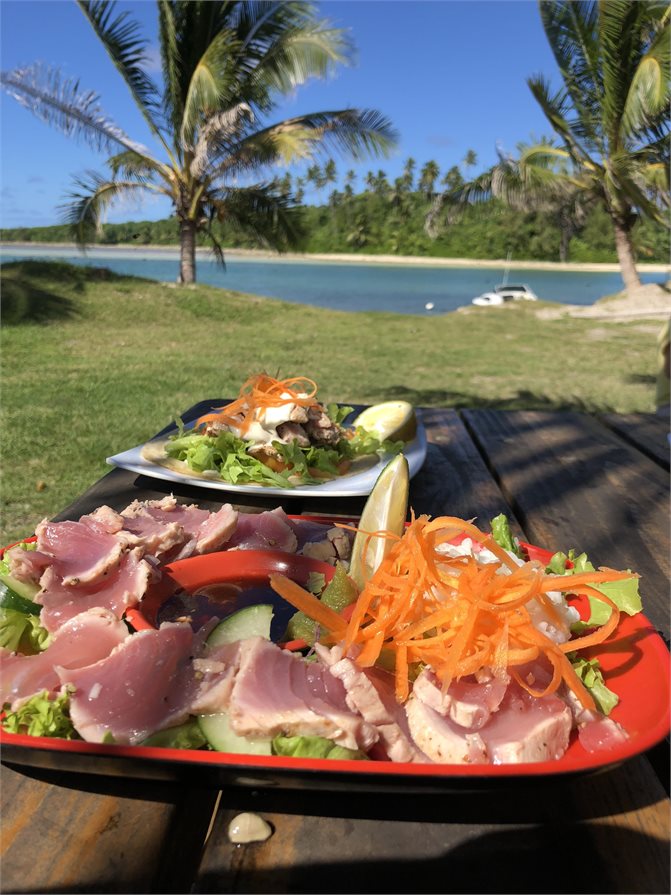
top-left (427, 139), bottom-right (592, 263)
top-left (529, 0), bottom-right (670, 290)
top-left (418, 160), bottom-right (440, 200)
top-left (1, 1), bottom-right (397, 283)
top-left (428, 2), bottom-right (669, 291)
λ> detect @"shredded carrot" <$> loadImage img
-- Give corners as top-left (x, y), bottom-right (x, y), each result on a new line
top-left (196, 373), bottom-right (321, 434)
top-left (269, 514), bottom-right (638, 712)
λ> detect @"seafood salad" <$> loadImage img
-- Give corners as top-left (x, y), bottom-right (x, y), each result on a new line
top-left (1, 504), bottom-right (644, 766)
top-left (151, 373), bottom-right (408, 488)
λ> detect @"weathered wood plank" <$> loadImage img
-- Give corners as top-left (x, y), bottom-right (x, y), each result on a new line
top-left (600, 412), bottom-right (670, 470)
top-left (194, 758), bottom-right (669, 894)
top-left (408, 408), bottom-right (523, 531)
top-left (0, 764), bottom-right (218, 894)
top-left (462, 410), bottom-right (670, 636)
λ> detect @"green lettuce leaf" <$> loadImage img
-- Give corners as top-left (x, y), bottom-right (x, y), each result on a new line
top-left (272, 734), bottom-right (369, 761)
top-left (546, 549), bottom-right (642, 630)
top-left (2, 689), bottom-right (77, 739)
top-left (570, 656), bottom-right (619, 715)
top-left (139, 719), bottom-right (207, 750)
top-left (490, 514), bottom-right (524, 559)
top-left (0, 607), bottom-right (50, 653)
top-left (327, 403), bottom-right (354, 425)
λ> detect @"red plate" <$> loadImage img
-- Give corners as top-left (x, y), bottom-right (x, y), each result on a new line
top-left (1, 525), bottom-right (669, 794)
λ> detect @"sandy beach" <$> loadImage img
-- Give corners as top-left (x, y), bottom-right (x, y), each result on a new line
top-left (2, 240), bottom-right (669, 274)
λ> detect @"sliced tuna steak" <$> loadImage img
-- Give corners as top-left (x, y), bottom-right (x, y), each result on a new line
top-left (35, 518), bottom-right (125, 587)
top-left (0, 608), bottom-right (129, 709)
top-left (36, 548), bottom-right (152, 633)
top-left (228, 637), bottom-right (377, 751)
top-left (406, 697), bottom-right (487, 764)
top-left (58, 622), bottom-right (195, 744)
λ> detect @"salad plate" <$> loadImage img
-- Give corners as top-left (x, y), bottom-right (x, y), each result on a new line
top-left (1, 535), bottom-right (669, 794)
top-left (106, 406), bottom-right (427, 498)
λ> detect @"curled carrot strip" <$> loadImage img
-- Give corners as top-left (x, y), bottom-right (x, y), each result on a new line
top-left (196, 373), bottom-right (321, 434)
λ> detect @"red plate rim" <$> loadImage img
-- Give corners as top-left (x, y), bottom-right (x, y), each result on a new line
top-left (1, 519), bottom-right (669, 781)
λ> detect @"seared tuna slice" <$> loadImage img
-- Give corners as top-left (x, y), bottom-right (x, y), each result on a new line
top-left (0, 608), bottom-right (129, 710)
top-left (413, 668), bottom-right (509, 730)
top-left (562, 688), bottom-right (629, 753)
top-left (35, 518), bottom-right (125, 587)
top-left (81, 505), bottom-right (126, 535)
top-left (193, 504), bottom-right (239, 554)
top-left (58, 622), bottom-right (195, 744)
top-left (4, 544), bottom-right (52, 586)
top-left (301, 528), bottom-right (352, 565)
top-left (406, 697), bottom-right (487, 764)
top-left (120, 496), bottom-right (238, 560)
top-left (36, 547), bottom-right (152, 633)
top-left (476, 681), bottom-right (572, 763)
top-left (228, 637), bottom-right (377, 751)
top-left (224, 508), bottom-right (298, 553)
top-left (188, 641), bottom-right (243, 715)
top-left (317, 646), bottom-right (427, 762)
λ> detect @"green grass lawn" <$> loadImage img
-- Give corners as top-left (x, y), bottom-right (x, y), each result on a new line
top-left (0, 259), bottom-right (661, 545)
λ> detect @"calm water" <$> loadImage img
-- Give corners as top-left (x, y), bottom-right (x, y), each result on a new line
top-left (1, 245), bottom-right (665, 315)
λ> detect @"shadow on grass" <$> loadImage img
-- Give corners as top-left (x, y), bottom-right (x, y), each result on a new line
top-left (0, 259), bottom-right (145, 325)
top-left (376, 384), bottom-right (612, 414)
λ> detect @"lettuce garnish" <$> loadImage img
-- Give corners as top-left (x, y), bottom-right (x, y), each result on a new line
top-left (272, 735), bottom-right (369, 761)
top-left (547, 549), bottom-right (642, 630)
top-left (490, 514), bottom-right (524, 559)
top-left (2, 689), bottom-right (77, 739)
top-left (140, 720), bottom-right (207, 750)
top-left (570, 656), bottom-right (619, 715)
top-left (0, 608), bottom-right (50, 653)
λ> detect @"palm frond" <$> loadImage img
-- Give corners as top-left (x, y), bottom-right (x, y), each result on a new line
top-left (58, 170), bottom-right (166, 246)
top-left (107, 150), bottom-right (173, 185)
top-left (538, 1), bottom-right (602, 145)
top-left (190, 103), bottom-right (254, 178)
top-left (598, 0), bottom-right (648, 146)
top-left (77, 0), bottom-right (162, 136)
top-left (180, 27), bottom-right (242, 147)
top-left (158, 0), bottom-right (183, 143)
top-left (620, 16), bottom-right (671, 138)
top-left (248, 19), bottom-right (353, 103)
top-left (0, 63), bottom-right (150, 156)
top-left (526, 74), bottom-right (595, 165)
top-left (206, 182), bottom-right (303, 251)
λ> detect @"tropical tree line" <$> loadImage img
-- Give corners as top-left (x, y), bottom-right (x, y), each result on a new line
top-left (2, 153), bottom-right (669, 264)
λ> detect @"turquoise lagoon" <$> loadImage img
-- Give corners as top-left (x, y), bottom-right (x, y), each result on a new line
top-left (1, 245), bottom-right (665, 316)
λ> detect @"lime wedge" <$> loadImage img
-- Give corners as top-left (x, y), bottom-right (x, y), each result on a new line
top-left (349, 453), bottom-right (409, 590)
top-left (352, 401), bottom-right (417, 443)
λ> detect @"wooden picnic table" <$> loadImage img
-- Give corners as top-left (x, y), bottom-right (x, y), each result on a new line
top-left (1, 403), bottom-right (669, 895)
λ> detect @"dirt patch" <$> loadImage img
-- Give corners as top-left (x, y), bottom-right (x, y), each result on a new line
top-left (536, 282), bottom-right (671, 322)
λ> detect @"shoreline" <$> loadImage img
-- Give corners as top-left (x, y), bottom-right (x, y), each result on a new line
top-left (1, 241), bottom-right (669, 274)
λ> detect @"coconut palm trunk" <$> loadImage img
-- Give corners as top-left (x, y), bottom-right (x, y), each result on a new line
top-left (179, 219), bottom-right (197, 285)
top-left (612, 218), bottom-right (642, 293)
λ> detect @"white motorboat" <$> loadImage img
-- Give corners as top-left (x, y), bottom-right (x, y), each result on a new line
top-left (472, 284), bottom-right (538, 306)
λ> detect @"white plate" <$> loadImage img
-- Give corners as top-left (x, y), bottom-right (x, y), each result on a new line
top-left (106, 411), bottom-right (427, 498)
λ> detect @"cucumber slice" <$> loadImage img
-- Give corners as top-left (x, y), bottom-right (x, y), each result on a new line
top-left (0, 582), bottom-right (41, 615)
top-left (198, 711), bottom-right (272, 755)
top-left (0, 572), bottom-right (40, 604)
top-left (206, 604), bottom-right (273, 648)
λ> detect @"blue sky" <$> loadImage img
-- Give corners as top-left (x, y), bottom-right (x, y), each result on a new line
top-left (0, 0), bottom-right (561, 227)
